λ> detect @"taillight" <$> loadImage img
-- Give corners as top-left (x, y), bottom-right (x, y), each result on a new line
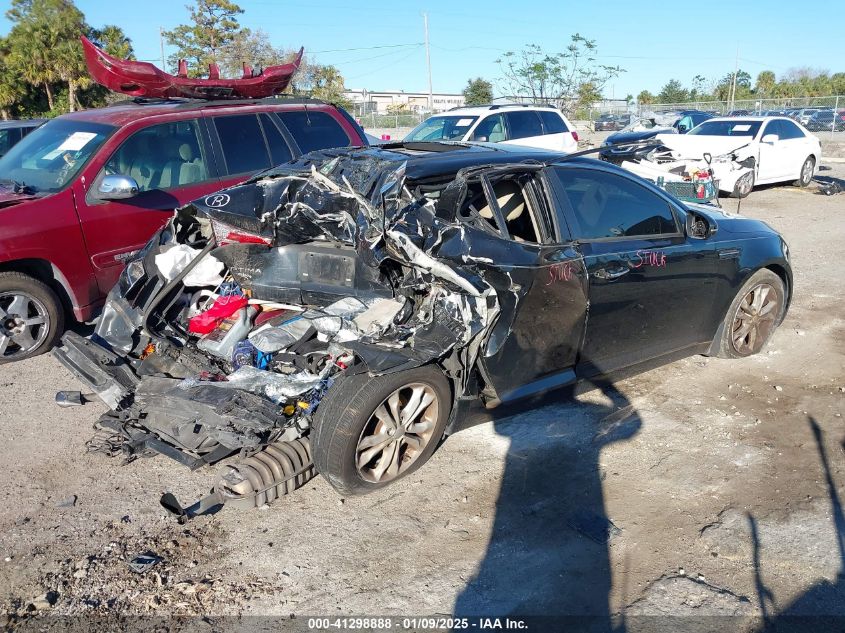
top-left (210, 218), bottom-right (273, 246)
top-left (571, 131), bottom-right (580, 142)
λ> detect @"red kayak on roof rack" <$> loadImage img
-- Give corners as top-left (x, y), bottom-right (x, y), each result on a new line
top-left (81, 36), bottom-right (304, 100)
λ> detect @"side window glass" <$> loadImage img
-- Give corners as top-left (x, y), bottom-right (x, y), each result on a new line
top-left (555, 168), bottom-right (678, 240)
top-left (259, 114), bottom-right (293, 166)
top-left (277, 111), bottom-right (351, 154)
top-left (471, 114), bottom-right (507, 142)
top-left (213, 114), bottom-right (271, 175)
top-left (539, 111), bottom-right (568, 134)
top-left (780, 120), bottom-right (804, 140)
top-left (102, 119), bottom-right (209, 192)
top-left (763, 120), bottom-right (782, 139)
top-left (461, 175), bottom-right (546, 244)
top-left (505, 111), bottom-right (543, 139)
top-left (0, 130), bottom-right (12, 158)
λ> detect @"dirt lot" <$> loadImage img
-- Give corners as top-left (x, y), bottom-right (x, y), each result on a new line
top-left (1, 165), bottom-right (844, 631)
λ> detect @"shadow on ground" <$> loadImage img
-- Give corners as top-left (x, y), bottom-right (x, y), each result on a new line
top-left (452, 375), bottom-right (641, 632)
top-left (749, 416), bottom-right (845, 633)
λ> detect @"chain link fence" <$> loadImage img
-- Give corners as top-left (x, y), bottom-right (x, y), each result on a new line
top-left (585, 95), bottom-right (845, 139)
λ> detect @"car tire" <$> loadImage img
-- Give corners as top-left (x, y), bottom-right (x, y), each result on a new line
top-left (311, 364), bottom-right (452, 496)
top-left (716, 269), bottom-right (785, 359)
top-left (795, 156), bottom-right (815, 188)
top-left (0, 272), bottom-right (64, 364)
top-left (730, 170), bottom-right (755, 198)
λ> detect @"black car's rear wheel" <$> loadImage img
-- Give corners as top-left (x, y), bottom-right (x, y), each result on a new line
top-left (716, 269), bottom-right (785, 358)
top-left (311, 365), bottom-right (451, 495)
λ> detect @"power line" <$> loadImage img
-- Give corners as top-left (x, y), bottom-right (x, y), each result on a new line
top-left (307, 42), bottom-right (423, 54)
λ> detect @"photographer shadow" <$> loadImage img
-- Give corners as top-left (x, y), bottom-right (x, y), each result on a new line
top-left (452, 373), bottom-right (641, 632)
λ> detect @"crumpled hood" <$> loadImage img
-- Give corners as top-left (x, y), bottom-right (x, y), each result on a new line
top-left (606, 127), bottom-right (673, 144)
top-left (656, 134), bottom-right (756, 159)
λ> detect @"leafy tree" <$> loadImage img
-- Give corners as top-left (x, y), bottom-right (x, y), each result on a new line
top-left (497, 35), bottom-right (623, 114)
top-left (637, 90), bottom-right (654, 105)
top-left (299, 64), bottom-right (351, 109)
top-left (164, 0), bottom-right (244, 76)
top-left (657, 79), bottom-right (689, 104)
top-left (91, 24), bottom-right (134, 59)
top-left (218, 28), bottom-right (286, 77)
top-left (755, 71), bottom-right (776, 97)
top-left (462, 77), bottom-right (493, 105)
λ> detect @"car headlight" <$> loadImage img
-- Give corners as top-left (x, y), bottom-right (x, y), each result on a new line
top-left (118, 258), bottom-right (146, 293)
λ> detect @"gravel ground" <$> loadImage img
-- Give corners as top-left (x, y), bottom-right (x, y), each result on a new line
top-left (0, 165), bottom-right (844, 631)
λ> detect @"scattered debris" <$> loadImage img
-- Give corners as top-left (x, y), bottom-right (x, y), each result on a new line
top-left (127, 553), bottom-right (162, 574)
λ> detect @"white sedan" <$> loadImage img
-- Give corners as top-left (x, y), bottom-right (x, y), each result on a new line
top-left (649, 116), bottom-right (821, 198)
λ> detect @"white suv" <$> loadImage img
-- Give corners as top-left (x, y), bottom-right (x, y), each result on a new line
top-left (404, 104), bottom-right (579, 153)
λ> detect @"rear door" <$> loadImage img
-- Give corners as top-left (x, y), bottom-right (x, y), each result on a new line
top-left (73, 116), bottom-right (221, 294)
top-left (465, 167), bottom-right (588, 403)
top-left (550, 165), bottom-right (720, 376)
top-left (757, 120), bottom-right (792, 181)
top-left (501, 110), bottom-right (554, 150)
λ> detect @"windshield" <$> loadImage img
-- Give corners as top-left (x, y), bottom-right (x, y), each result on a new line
top-left (0, 119), bottom-right (114, 194)
top-left (405, 115), bottom-right (478, 142)
top-left (619, 117), bottom-right (661, 133)
top-left (687, 120), bottom-right (762, 137)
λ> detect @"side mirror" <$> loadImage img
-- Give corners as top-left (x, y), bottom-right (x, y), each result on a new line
top-left (97, 174), bottom-right (139, 200)
top-left (677, 124), bottom-right (688, 133)
top-left (686, 211), bottom-right (715, 240)
top-left (761, 134), bottom-right (779, 144)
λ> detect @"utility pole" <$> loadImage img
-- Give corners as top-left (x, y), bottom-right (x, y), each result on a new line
top-left (423, 13), bottom-right (433, 112)
top-left (729, 45), bottom-right (739, 113)
top-left (159, 27), bottom-right (166, 71)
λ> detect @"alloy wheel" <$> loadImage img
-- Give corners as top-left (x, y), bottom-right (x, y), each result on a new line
top-left (737, 172), bottom-right (754, 197)
top-left (730, 283), bottom-right (781, 355)
top-left (801, 158), bottom-right (814, 186)
top-left (0, 292), bottom-right (50, 360)
top-left (355, 382), bottom-right (440, 483)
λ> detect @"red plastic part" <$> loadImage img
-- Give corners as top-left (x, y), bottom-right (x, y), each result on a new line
top-left (81, 36), bottom-right (304, 100)
top-left (189, 295), bottom-right (249, 334)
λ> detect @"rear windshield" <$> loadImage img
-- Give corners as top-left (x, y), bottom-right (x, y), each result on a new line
top-left (0, 119), bottom-right (114, 194)
top-left (687, 120), bottom-right (762, 137)
top-left (405, 116), bottom-right (478, 142)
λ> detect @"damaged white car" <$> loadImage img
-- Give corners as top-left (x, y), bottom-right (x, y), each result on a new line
top-left (621, 116), bottom-right (821, 198)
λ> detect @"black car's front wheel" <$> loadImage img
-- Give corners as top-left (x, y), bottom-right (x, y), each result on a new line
top-left (716, 269), bottom-right (785, 359)
top-left (311, 365), bottom-right (451, 495)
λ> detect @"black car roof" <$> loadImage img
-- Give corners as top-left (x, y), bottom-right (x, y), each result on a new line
top-left (303, 141), bottom-right (614, 182)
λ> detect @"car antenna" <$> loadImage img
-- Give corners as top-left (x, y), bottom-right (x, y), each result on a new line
top-left (304, 102), bottom-right (311, 126)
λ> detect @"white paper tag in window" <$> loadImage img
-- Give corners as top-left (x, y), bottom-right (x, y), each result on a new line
top-left (58, 131), bottom-right (97, 151)
top-left (732, 124), bottom-right (752, 132)
top-left (456, 118), bottom-right (474, 126)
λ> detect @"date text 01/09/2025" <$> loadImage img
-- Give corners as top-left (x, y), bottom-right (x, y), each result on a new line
top-left (306, 617), bottom-right (529, 630)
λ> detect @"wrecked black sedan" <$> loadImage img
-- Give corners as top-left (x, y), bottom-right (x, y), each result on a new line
top-left (53, 142), bottom-right (792, 516)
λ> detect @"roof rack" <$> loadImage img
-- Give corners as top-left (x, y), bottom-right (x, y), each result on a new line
top-left (448, 102), bottom-right (558, 111)
top-left (108, 95), bottom-right (328, 109)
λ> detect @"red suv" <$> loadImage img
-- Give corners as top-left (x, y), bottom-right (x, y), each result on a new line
top-left (0, 97), bottom-right (367, 362)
